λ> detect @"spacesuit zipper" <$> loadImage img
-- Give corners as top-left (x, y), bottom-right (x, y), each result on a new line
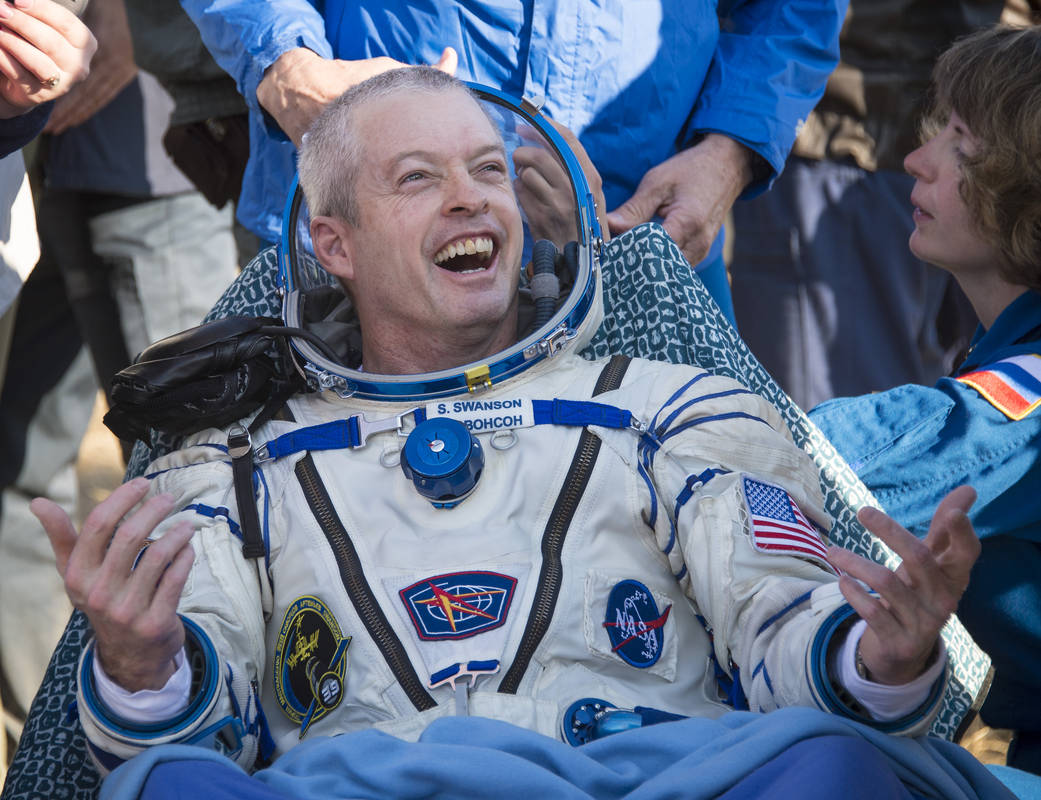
top-left (295, 453), bottom-right (437, 711)
top-left (498, 354), bottom-right (631, 694)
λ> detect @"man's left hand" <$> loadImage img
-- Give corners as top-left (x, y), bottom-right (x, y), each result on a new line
top-left (606, 133), bottom-right (753, 266)
top-left (827, 485), bottom-right (980, 686)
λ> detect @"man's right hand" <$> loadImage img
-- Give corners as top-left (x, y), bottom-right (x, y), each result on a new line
top-left (32, 477), bottom-right (195, 692)
top-left (827, 485), bottom-right (979, 686)
top-left (256, 46), bottom-right (458, 146)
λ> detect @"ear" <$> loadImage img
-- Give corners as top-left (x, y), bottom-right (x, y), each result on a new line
top-left (310, 215), bottom-right (357, 281)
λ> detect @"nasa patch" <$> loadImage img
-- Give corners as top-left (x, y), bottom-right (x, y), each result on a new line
top-left (400, 571), bottom-right (517, 641)
top-left (273, 596), bottom-right (351, 736)
top-left (602, 579), bottom-right (671, 668)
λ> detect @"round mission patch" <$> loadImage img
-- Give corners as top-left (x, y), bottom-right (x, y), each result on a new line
top-left (273, 595), bottom-right (351, 735)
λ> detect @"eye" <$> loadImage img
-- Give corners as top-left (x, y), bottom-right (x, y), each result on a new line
top-left (478, 161), bottom-right (507, 176)
top-left (400, 171), bottom-right (427, 185)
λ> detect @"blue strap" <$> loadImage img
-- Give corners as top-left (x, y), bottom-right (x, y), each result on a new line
top-left (182, 504), bottom-right (243, 541)
top-left (184, 715), bottom-right (245, 758)
top-left (531, 399), bottom-right (633, 429)
top-left (253, 693), bottom-right (277, 764)
top-left (263, 417), bottom-right (363, 459)
top-left (673, 468), bottom-right (729, 515)
top-left (633, 706), bottom-right (688, 726)
top-left (259, 399), bottom-right (637, 461)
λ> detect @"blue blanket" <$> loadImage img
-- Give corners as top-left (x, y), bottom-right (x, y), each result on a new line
top-left (101, 708), bottom-right (1020, 800)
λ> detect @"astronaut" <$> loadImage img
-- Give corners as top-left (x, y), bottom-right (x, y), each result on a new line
top-left (32, 69), bottom-right (994, 799)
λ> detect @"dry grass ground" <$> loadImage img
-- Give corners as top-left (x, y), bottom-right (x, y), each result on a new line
top-left (75, 392), bottom-right (125, 524)
top-left (960, 715), bottom-right (1014, 766)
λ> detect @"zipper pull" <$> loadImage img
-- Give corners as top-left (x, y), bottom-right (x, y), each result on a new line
top-left (428, 660), bottom-right (500, 716)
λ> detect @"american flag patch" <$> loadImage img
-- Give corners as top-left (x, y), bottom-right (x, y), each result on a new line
top-left (956, 354), bottom-right (1041, 421)
top-left (742, 477), bottom-right (833, 571)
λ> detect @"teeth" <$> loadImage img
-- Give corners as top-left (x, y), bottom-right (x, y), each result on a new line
top-left (434, 236), bottom-right (494, 265)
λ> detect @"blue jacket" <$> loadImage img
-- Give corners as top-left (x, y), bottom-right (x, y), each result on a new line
top-left (0, 102), bottom-right (50, 158)
top-left (809, 290), bottom-right (1041, 544)
top-left (180, 0), bottom-right (845, 243)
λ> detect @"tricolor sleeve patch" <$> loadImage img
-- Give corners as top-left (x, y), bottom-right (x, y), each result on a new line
top-left (956, 353), bottom-right (1041, 420)
top-left (742, 477), bottom-right (834, 573)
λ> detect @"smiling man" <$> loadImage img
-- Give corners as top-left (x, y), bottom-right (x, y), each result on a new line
top-left (302, 75), bottom-right (524, 374)
top-left (30, 69), bottom-right (1013, 800)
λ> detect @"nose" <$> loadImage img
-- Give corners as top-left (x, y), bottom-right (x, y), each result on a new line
top-left (442, 169), bottom-right (489, 215)
top-left (904, 137), bottom-right (933, 181)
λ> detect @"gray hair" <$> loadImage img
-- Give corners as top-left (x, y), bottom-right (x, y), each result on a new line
top-left (297, 67), bottom-right (470, 225)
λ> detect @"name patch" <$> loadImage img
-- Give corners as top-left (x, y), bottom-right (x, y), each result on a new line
top-left (425, 398), bottom-right (534, 433)
top-left (273, 596), bottom-right (351, 736)
top-left (400, 571), bottom-right (517, 641)
top-left (602, 579), bottom-right (671, 668)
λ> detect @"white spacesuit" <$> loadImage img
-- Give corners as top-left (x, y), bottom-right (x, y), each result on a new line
top-left (77, 283), bottom-right (945, 773)
top-left (71, 75), bottom-right (950, 787)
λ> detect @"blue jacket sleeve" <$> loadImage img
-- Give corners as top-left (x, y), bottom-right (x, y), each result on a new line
top-left (688, 0), bottom-right (847, 195)
top-left (179, 0), bottom-right (333, 114)
top-left (0, 102), bottom-right (51, 157)
top-left (809, 380), bottom-right (1041, 544)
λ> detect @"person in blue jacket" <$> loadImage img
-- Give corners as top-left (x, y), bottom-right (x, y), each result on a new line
top-left (808, 23), bottom-right (1041, 776)
top-left (177, 0), bottom-right (846, 321)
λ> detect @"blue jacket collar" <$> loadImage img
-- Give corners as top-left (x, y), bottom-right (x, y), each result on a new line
top-left (960, 289), bottom-right (1041, 372)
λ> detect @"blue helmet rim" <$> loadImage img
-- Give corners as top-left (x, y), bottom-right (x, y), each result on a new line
top-left (277, 81), bottom-right (602, 402)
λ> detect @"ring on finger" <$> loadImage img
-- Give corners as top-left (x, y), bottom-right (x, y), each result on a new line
top-left (43, 74), bottom-right (60, 89)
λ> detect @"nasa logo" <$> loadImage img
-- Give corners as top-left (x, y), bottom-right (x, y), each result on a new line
top-left (602, 579), bottom-right (671, 668)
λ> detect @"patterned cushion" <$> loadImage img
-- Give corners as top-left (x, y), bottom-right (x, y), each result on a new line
top-left (1, 224), bottom-right (988, 800)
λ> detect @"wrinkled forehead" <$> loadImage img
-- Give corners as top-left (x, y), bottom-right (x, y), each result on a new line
top-left (354, 87), bottom-right (507, 171)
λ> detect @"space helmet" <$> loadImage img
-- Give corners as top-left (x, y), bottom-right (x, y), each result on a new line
top-left (277, 82), bottom-right (604, 403)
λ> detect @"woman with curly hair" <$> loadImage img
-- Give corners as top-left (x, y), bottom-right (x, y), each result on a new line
top-left (810, 22), bottom-right (1041, 776)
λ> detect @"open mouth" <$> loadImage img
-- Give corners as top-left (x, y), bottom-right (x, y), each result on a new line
top-left (433, 236), bottom-right (494, 274)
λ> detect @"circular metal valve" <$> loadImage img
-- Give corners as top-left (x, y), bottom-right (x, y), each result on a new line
top-left (561, 697), bottom-right (615, 746)
top-left (400, 417), bottom-right (484, 508)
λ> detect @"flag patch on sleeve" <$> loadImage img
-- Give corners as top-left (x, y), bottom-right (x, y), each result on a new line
top-left (742, 477), bottom-right (833, 571)
top-left (956, 354), bottom-right (1041, 420)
